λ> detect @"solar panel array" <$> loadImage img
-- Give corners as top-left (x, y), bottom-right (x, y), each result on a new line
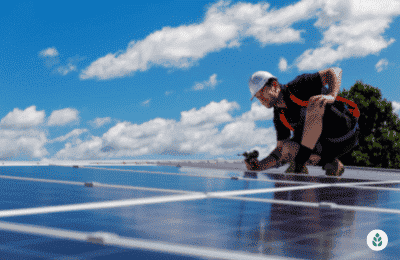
top-left (0, 163), bottom-right (398, 259)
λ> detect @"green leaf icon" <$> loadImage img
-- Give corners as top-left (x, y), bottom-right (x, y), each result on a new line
top-left (373, 233), bottom-right (382, 247)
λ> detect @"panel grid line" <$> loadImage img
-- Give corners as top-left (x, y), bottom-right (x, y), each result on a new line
top-left (0, 172), bottom-right (399, 219)
top-left (0, 174), bottom-right (192, 194)
top-left (79, 166), bottom-right (318, 185)
top-left (0, 221), bottom-right (299, 260)
top-left (0, 183), bottom-right (363, 218)
top-left (223, 196), bottom-right (400, 215)
top-left (0, 193), bottom-right (207, 218)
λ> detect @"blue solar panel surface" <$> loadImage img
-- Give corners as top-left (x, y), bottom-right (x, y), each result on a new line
top-left (0, 165), bottom-right (398, 259)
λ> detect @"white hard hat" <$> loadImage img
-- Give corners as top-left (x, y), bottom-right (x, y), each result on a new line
top-left (248, 71), bottom-right (277, 101)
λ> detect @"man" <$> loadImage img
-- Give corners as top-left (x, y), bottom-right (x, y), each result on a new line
top-left (245, 68), bottom-right (360, 175)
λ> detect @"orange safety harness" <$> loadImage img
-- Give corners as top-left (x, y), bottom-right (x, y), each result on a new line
top-left (279, 89), bottom-right (360, 131)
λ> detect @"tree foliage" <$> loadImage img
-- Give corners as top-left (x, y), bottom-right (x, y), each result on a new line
top-left (337, 81), bottom-right (400, 169)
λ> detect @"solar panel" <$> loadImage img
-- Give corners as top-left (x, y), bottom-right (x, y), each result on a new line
top-left (0, 162), bottom-right (398, 259)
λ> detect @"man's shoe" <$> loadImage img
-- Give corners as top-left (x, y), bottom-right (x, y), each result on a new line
top-left (285, 162), bottom-right (309, 174)
top-left (324, 158), bottom-right (344, 176)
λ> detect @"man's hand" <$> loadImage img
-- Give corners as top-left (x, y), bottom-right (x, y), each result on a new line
top-left (308, 94), bottom-right (335, 107)
top-left (244, 158), bottom-right (262, 171)
top-left (305, 94), bottom-right (334, 120)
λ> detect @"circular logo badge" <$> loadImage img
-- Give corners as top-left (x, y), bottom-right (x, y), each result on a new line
top-left (367, 230), bottom-right (388, 251)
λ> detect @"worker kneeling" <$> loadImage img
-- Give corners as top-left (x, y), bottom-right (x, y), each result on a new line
top-left (244, 67), bottom-right (360, 176)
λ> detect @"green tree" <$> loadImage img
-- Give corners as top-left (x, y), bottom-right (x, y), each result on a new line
top-left (337, 81), bottom-right (400, 169)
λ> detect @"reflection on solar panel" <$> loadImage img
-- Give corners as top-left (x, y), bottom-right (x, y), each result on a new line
top-left (0, 162), bottom-right (398, 259)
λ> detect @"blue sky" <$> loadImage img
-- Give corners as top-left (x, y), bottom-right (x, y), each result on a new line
top-left (1, 0), bottom-right (400, 161)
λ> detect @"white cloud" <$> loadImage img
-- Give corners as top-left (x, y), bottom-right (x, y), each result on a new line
top-left (78, 0), bottom-right (400, 78)
top-left (393, 101), bottom-right (400, 115)
top-left (141, 99), bottom-right (151, 106)
top-left (39, 47), bottom-right (59, 57)
top-left (213, 120), bottom-right (275, 154)
top-left (192, 74), bottom-right (219, 91)
top-left (0, 106), bottom-right (45, 129)
top-left (0, 129), bottom-right (48, 159)
top-left (53, 99), bottom-right (278, 159)
top-left (295, 0), bottom-right (400, 70)
top-left (375, 58), bottom-right (389, 72)
top-left (180, 99), bottom-right (239, 126)
top-left (40, 49), bottom-right (83, 75)
top-left (278, 57), bottom-right (288, 72)
top-left (80, 1), bottom-right (315, 80)
top-left (50, 129), bottom-right (88, 143)
top-left (55, 136), bottom-right (103, 160)
top-left (48, 108), bottom-right (79, 126)
top-left (0, 106), bottom-right (49, 159)
top-left (57, 63), bottom-right (77, 75)
top-left (240, 102), bottom-right (273, 122)
top-left (91, 117), bottom-right (112, 128)
top-left (56, 56), bottom-right (85, 76)
top-left (165, 91), bottom-right (174, 95)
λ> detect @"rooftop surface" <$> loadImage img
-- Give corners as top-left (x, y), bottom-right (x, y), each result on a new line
top-left (0, 162), bottom-right (398, 259)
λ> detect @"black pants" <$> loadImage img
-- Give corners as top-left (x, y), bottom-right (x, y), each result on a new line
top-left (291, 123), bottom-right (360, 166)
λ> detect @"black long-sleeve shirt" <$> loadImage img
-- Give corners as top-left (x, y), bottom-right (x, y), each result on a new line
top-left (273, 72), bottom-right (354, 143)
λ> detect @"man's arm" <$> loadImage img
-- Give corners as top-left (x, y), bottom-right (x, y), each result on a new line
top-left (257, 141), bottom-right (284, 171)
top-left (296, 67), bottom-right (342, 166)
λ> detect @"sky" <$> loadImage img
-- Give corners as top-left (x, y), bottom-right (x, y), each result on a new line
top-left (1, 0), bottom-right (400, 161)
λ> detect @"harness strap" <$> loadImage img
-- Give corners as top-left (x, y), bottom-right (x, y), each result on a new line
top-left (280, 112), bottom-right (294, 131)
top-left (326, 122), bottom-right (359, 143)
top-left (288, 89), bottom-right (360, 117)
top-left (280, 90), bottom-right (360, 132)
top-left (335, 96), bottom-right (360, 118)
top-left (288, 92), bottom-right (309, 107)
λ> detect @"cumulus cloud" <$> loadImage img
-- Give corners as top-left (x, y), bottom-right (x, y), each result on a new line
top-left (48, 108), bottom-right (79, 126)
top-left (39, 47), bottom-right (60, 67)
top-left (90, 117), bottom-right (112, 128)
top-left (295, 0), bottom-right (399, 70)
top-left (0, 106), bottom-right (48, 159)
top-left (278, 57), bottom-right (288, 72)
top-left (55, 136), bottom-right (103, 160)
top-left (393, 101), bottom-right (400, 115)
top-left (78, 0), bottom-right (400, 78)
top-left (192, 74), bottom-right (219, 91)
top-left (375, 58), bottom-right (389, 72)
top-left (80, 0), bottom-right (315, 80)
top-left (0, 106), bottom-right (45, 129)
top-left (240, 102), bottom-right (273, 122)
top-left (39, 47), bottom-right (59, 57)
top-left (50, 129), bottom-right (88, 143)
top-left (0, 129), bottom-right (48, 159)
top-left (180, 100), bottom-right (239, 126)
top-left (54, 99), bottom-right (278, 159)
